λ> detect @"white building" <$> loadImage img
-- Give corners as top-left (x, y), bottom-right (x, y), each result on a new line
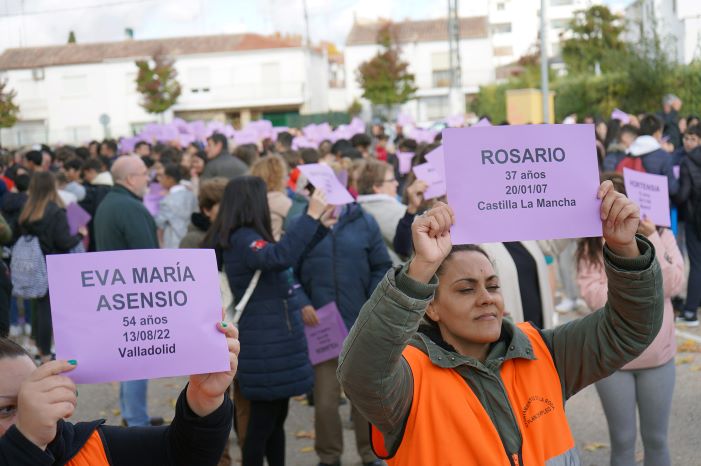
top-left (0, 33), bottom-right (329, 146)
top-left (345, 17), bottom-right (495, 122)
top-left (625, 0), bottom-right (701, 64)
top-left (485, 0), bottom-right (601, 67)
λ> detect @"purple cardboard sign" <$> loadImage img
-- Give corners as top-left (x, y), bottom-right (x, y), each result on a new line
top-left (611, 108), bottom-right (631, 125)
top-left (66, 202), bottom-right (91, 236)
top-left (297, 163), bottom-right (354, 205)
top-left (412, 162), bottom-right (446, 200)
top-left (143, 183), bottom-right (165, 217)
top-left (443, 124), bottom-right (602, 244)
top-left (304, 302), bottom-right (348, 365)
top-left (473, 118), bottom-right (492, 127)
top-left (623, 168), bottom-right (671, 227)
top-left (397, 151), bottom-right (414, 175)
top-left (46, 249), bottom-right (229, 384)
top-left (673, 165), bottom-right (680, 178)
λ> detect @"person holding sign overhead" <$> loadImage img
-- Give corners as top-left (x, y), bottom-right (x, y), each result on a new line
top-left (0, 323), bottom-right (239, 465)
top-left (203, 176), bottom-right (335, 466)
top-left (338, 181), bottom-right (663, 466)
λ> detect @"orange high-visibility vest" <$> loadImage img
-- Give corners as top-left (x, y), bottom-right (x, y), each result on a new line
top-left (371, 323), bottom-right (579, 466)
top-left (66, 429), bottom-right (110, 466)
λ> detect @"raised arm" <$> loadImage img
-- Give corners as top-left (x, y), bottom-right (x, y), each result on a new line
top-left (338, 204), bottom-right (453, 442)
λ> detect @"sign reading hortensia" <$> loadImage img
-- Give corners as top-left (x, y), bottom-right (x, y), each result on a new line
top-left (443, 124), bottom-right (602, 244)
top-left (47, 249), bottom-right (229, 384)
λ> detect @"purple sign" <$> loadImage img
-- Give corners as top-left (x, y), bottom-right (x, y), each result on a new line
top-left (412, 162), bottom-right (446, 200)
top-left (443, 124), bottom-right (602, 244)
top-left (397, 151), bottom-right (414, 175)
top-left (144, 183), bottom-right (165, 217)
top-left (297, 163), bottom-right (354, 205)
top-left (304, 302), bottom-right (348, 365)
top-left (473, 118), bottom-right (492, 127)
top-left (623, 168), bottom-right (671, 227)
top-left (611, 108), bottom-right (631, 125)
top-left (66, 202), bottom-right (91, 236)
top-left (46, 249), bottom-right (230, 384)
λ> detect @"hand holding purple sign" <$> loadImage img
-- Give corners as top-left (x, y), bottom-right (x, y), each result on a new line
top-left (46, 249), bottom-right (230, 384)
top-left (297, 163), bottom-right (354, 205)
top-left (66, 202), bottom-right (91, 236)
top-left (304, 302), bottom-right (348, 365)
top-left (623, 168), bottom-right (671, 227)
top-left (397, 151), bottom-right (415, 175)
top-left (442, 124), bottom-right (602, 244)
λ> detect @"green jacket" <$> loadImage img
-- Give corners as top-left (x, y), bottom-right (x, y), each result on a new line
top-left (337, 235), bottom-right (662, 459)
top-left (94, 185), bottom-right (158, 251)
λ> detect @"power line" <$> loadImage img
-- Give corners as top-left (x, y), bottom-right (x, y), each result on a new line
top-left (0, 0), bottom-right (153, 18)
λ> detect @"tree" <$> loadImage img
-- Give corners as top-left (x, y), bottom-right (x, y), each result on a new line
top-left (356, 22), bottom-right (417, 112)
top-left (67, 31), bottom-right (76, 43)
top-left (135, 48), bottom-right (181, 117)
top-left (562, 5), bottom-right (627, 75)
top-left (347, 99), bottom-right (362, 117)
top-left (0, 79), bottom-right (20, 146)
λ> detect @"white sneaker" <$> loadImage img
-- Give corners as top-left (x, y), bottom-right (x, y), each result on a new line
top-left (556, 298), bottom-right (576, 313)
top-left (9, 325), bottom-right (20, 336)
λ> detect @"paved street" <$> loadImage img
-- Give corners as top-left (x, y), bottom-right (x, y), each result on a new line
top-left (69, 327), bottom-right (700, 466)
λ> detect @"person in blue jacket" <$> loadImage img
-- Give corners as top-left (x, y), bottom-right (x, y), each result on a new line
top-left (202, 176), bottom-right (335, 466)
top-left (291, 192), bottom-right (392, 466)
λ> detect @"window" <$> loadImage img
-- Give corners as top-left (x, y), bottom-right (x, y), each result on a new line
top-left (423, 96), bottom-right (450, 120)
top-left (550, 18), bottom-right (570, 30)
top-left (550, 0), bottom-right (573, 6)
top-left (431, 52), bottom-right (451, 87)
top-left (490, 23), bottom-right (512, 34)
top-left (494, 46), bottom-right (514, 57)
top-left (497, 2), bottom-right (505, 11)
top-left (187, 67), bottom-right (211, 94)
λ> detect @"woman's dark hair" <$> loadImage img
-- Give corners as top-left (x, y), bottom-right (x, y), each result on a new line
top-left (604, 118), bottom-right (622, 149)
top-left (202, 176), bottom-right (275, 251)
top-left (0, 337), bottom-right (31, 360)
top-left (576, 172), bottom-right (626, 268)
top-left (436, 244), bottom-right (491, 277)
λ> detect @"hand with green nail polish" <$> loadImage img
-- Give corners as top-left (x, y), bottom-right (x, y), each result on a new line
top-left (186, 321), bottom-right (240, 418)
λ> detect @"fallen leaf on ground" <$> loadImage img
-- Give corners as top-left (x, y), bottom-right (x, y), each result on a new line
top-left (676, 355), bottom-right (694, 365)
top-left (300, 446), bottom-right (314, 453)
top-left (295, 430), bottom-right (315, 439)
top-left (170, 398), bottom-right (177, 408)
top-left (678, 340), bottom-right (701, 353)
top-left (583, 442), bottom-right (608, 452)
top-left (292, 395), bottom-right (306, 402)
top-left (111, 409), bottom-right (121, 417)
top-left (691, 365), bottom-right (701, 372)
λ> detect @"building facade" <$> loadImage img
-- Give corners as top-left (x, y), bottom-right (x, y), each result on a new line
top-left (625, 0), bottom-right (701, 64)
top-left (345, 17), bottom-right (495, 122)
top-left (0, 34), bottom-right (329, 146)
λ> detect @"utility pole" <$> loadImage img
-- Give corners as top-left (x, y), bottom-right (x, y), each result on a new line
top-left (447, 0), bottom-right (464, 116)
top-left (540, 0), bottom-right (550, 123)
top-left (302, 0), bottom-right (311, 48)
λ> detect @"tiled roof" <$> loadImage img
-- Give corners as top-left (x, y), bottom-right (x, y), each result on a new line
top-left (346, 17), bottom-right (488, 46)
top-left (0, 33), bottom-right (303, 70)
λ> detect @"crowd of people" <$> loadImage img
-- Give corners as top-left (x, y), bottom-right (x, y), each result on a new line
top-left (0, 92), bottom-right (699, 466)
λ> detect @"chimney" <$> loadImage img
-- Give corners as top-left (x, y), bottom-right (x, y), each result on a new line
top-left (125, 28), bottom-right (134, 40)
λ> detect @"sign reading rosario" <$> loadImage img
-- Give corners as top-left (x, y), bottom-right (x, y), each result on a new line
top-left (47, 249), bottom-right (230, 384)
top-left (443, 124), bottom-right (602, 244)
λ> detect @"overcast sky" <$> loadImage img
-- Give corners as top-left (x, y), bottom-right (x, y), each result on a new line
top-left (0, 0), bottom-right (633, 53)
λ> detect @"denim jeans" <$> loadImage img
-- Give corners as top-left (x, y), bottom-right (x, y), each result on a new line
top-left (119, 380), bottom-right (149, 426)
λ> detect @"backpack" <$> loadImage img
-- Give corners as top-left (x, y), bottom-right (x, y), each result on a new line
top-left (616, 156), bottom-right (646, 174)
top-left (10, 235), bottom-right (48, 298)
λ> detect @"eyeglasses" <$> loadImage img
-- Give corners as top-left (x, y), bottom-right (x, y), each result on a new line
top-left (381, 178), bottom-right (397, 184)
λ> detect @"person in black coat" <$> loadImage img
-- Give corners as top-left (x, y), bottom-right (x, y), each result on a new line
top-left (673, 146), bottom-right (701, 325)
top-left (203, 176), bottom-right (335, 466)
top-left (18, 172), bottom-right (85, 361)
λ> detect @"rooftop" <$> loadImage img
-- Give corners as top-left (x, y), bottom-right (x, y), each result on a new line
top-left (346, 16), bottom-right (488, 46)
top-left (0, 33), bottom-right (303, 70)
